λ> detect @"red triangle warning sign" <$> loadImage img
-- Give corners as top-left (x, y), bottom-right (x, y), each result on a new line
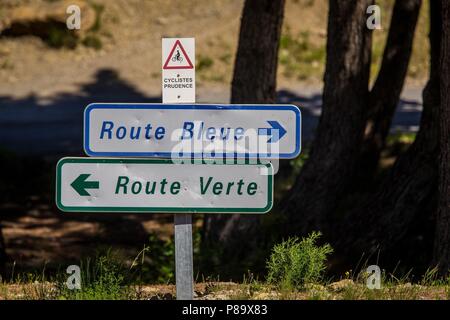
top-left (163, 40), bottom-right (194, 70)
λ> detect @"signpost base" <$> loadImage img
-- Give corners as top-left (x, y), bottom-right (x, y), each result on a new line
top-left (174, 214), bottom-right (194, 300)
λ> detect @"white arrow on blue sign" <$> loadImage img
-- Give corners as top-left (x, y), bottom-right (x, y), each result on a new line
top-left (83, 103), bottom-right (301, 159)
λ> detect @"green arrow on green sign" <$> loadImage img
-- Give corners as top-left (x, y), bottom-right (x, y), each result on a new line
top-left (70, 173), bottom-right (99, 196)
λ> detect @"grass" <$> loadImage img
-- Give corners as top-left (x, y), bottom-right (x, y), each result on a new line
top-left (82, 34), bottom-right (103, 50)
top-left (58, 249), bottom-right (132, 300)
top-left (88, 2), bottom-right (105, 33)
top-left (139, 234), bottom-right (175, 284)
top-left (385, 132), bottom-right (416, 155)
top-left (278, 28), bottom-right (325, 81)
top-left (46, 24), bottom-right (79, 49)
top-left (0, 228), bottom-right (208, 300)
top-left (205, 227), bottom-right (449, 300)
top-left (1, 249), bottom-right (449, 300)
top-left (196, 36), bottom-right (233, 85)
top-left (197, 56), bottom-right (214, 71)
top-left (201, 267), bottom-right (450, 300)
top-left (0, 250), bottom-right (134, 300)
top-left (0, 235), bottom-right (177, 300)
top-left (79, 2), bottom-right (105, 50)
top-left (196, 54), bottom-right (226, 83)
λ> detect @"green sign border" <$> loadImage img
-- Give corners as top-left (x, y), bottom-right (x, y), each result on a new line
top-left (56, 157), bottom-right (273, 214)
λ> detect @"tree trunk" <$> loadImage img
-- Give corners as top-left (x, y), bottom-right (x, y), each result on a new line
top-left (201, 0), bottom-right (285, 278)
top-left (230, 0), bottom-right (285, 103)
top-left (282, 0), bottom-right (373, 237)
top-left (433, 0), bottom-right (450, 275)
top-left (357, 0), bottom-right (422, 183)
top-left (334, 0), bottom-right (441, 270)
top-left (0, 225), bottom-right (6, 277)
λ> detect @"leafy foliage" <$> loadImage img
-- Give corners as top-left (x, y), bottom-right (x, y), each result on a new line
top-left (266, 232), bottom-right (333, 290)
top-left (141, 234), bottom-right (175, 283)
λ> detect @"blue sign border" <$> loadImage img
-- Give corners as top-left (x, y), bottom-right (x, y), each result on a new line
top-left (84, 103), bottom-right (301, 159)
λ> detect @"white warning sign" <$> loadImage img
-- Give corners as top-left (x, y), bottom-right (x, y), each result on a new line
top-left (162, 38), bottom-right (195, 103)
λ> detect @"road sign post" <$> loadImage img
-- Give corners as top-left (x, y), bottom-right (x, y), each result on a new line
top-left (55, 37), bottom-right (298, 301)
top-left (163, 37), bottom-right (196, 300)
top-left (174, 214), bottom-right (194, 300)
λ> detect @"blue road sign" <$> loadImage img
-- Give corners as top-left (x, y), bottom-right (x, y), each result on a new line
top-left (84, 103), bottom-right (301, 159)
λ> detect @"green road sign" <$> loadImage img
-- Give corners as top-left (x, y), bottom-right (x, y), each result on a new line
top-left (56, 158), bottom-right (273, 213)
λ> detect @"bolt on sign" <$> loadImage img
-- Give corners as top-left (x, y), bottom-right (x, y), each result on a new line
top-left (162, 38), bottom-right (195, 103)
top-left (56, 158), bottom-right (273, 213)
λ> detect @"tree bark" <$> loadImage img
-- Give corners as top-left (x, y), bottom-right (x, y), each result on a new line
top-left (357, 0), bottom-right (422, 182)
top-left (201, 0), bottom-right (285, 278)
top-left (433, 0), bottom-right (450, 275)
top-left (334, 0), bottom-right (441, 269)
top-left (230, 0), bottom-right (285, 104)
top-left (282, 0), bottom-right (373, 237)
top-left (0, 225), bottom-right (6, 277)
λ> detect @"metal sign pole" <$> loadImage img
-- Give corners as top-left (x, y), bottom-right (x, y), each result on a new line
top-left (174, 214), bottom-right (194, 300)
top-left (162, 37), bottom-right (196, 300)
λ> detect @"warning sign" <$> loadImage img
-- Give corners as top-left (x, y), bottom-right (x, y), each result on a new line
top-left (162, 38), bottom-right (195, 103)
top-left (163, 40), bottom-right (194, 70)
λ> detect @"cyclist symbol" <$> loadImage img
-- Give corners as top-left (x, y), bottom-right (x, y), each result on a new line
top-left (171, 49), bottom-right (183, 63)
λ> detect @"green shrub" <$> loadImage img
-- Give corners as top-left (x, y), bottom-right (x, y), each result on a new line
top-left (266, 232), bottom-right (333, 290)
top-left (59, 249), bottom-right (131, 300)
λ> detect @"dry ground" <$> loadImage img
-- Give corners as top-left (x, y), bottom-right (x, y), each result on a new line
top-left (0, 0), bottom-right (429, 101)
top-left (1, 280), bottom-right (449, 300)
